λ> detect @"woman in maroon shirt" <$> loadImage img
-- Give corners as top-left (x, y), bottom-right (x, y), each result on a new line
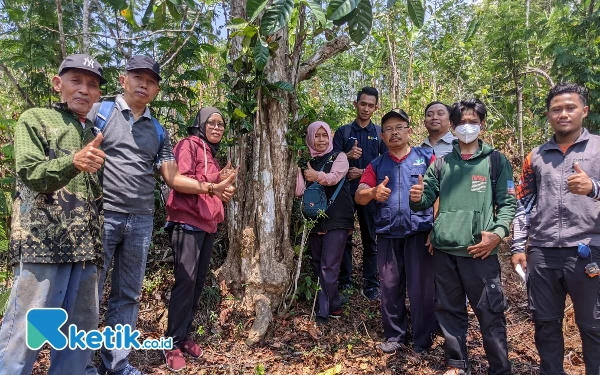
top-left (163, 107), bottom-right (234, 372)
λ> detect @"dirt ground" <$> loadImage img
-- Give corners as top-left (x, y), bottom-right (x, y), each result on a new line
top-left (28, 236), bottom-right (586, 375)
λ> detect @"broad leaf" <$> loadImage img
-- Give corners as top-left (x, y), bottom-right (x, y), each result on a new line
top-left (406, 0), bottom-right (425, 28)
top-left (228, 17), bottom-right (248, 30)
top-left (268, 80), bottom-right (294, 92)
top-left (254, 38), bottom-right (270, 71)
top-left (166, 0), bottom-right (181, 21)
top-left (141, 0), bottom-right (155, 27)
top-left (120, 7), bottom-right (138, 27)
top-left (154, 3), bottom-right (166, 29)
top-left (304, 0), bottom-right (327, 26)
top-left (232, 108), bottom-right (248, 120)
top-left (348, 0), bottom-right (372, 44)
top-left (260, 0), bottom-right (294, 36)
top-left (464, 17), bottom-right (481, 43)
top-left (247, 0), bottom-right (269, 22)
top-left (326, 0), bottom-right (359, 21)
top-left (198, 43), bottom-right (219, 53)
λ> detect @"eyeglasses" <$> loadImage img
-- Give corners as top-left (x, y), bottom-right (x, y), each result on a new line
top-left (383, 125), bottom-right (410, 133)
top-left (206, 120), bottom-right (225, 130)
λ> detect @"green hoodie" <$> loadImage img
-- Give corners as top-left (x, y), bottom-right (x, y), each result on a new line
top-left (409, 140), bottom-right (516, 257)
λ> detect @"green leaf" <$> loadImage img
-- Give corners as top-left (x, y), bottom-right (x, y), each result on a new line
top-left (166, 0), bottom-right (182, 21)
top-left (141, 0), bottom-right (155, 27)
top-left (247, 0), bottom-right (269, 22)
top-left (232, 108), bottom-right (248, 120)
top-left (326, 0), bottom-right (359, 21)
top-left (304, 0), bottom-right (326, 26)
top-left (406, 0), bottom-right (425, 28)
top-left (154, 3), bottom-right (166, 29)
top-left (228, 17), bottom-right (248, 30)
top-left (254, 38), bottom-right (270, 71)
top-left (260, 0), bottom-right (294, 36)
top-left (120, 7), bottom-right (138, 27)
top-left (106, 0), bottom-right (127, 11)
top-left (347, 0), bottom-right (372, 43)
top-left (268, 80), bottom-right (294, 92)
top-left (464, 17), bottom-right (480, 43)
top-left (198, 43), bottom-right (219, 53)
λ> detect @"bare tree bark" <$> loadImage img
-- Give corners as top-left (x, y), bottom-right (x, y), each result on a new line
top-left (590, 0), bottom-right (596, 16)
top-left (516, 84), bottom-right (525, 165)
top-left (0, 63), bottom-right (35, 108)
top-left (82, 0), bottom-right (91, 53)
top-left (297, 35), bottom-right (351, 82)
top-left (386, 31), bottom-right (400, 107)
top-left (56, 0), bottom-right (67, 59)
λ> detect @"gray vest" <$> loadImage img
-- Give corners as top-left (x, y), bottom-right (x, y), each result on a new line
top-left (529, 129), bottom-right (600, 247)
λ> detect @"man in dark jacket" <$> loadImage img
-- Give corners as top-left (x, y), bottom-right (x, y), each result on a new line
top-left (511, 83), bottom-right (600, 375)
top-left (410, 99), bottom-right (516, 375)
top-left (332, 87), bottom-right (387, 301)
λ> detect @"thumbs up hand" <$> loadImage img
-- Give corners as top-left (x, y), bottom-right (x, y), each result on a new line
top-left (409, 174), bottom-right (425, 202)
top-left (567, 162), bottom-right (593, 195)
top-left (373, 176), bottom-right (392, 202)
top-left (74, 132), bottom-right (105, 173)
top-left (219, 160), bottom-right (236, 180)
top-left (304, 161), bottom-right (319, 182)
top-left (347, 139), bottom-right (363, 160)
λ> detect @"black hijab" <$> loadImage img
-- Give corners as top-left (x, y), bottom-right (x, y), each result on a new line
top-left (187, 107), bottom-right (225, 156)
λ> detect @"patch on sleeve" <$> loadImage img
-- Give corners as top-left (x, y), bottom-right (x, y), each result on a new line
top-left (507, 180), bottom-right (515, 195)
top-left (471, 175), bottom-right (487, 192)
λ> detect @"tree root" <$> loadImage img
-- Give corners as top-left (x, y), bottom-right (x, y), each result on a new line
top-left (246, 294), bottom-right (272, 347)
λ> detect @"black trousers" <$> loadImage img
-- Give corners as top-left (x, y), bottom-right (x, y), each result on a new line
top-left (165, 225), bottom-right (215, 347)
top-left (434, 251), bottom-right (511, 375)
top-left (309, 229), bottom-right (349, 318)
top-left (378, 233), bottom-right (436, 347)
top-left (339, 200), bottom-right (379, 290)
top-left (528, 246), bottom-right (600, 375)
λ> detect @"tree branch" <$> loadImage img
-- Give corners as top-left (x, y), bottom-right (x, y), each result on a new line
top-left (520, 67), bottom-right (555, 87)
top-left (55, 0), bottom-right (67, 59)
top-left (159, 9), bottom-right (202, 67)
top-left (93, 0), bottom-right (127, 57)
top-left (0, 63), bottom-right (35, 108)
top-left (297, 35), bottom-right (351, 82)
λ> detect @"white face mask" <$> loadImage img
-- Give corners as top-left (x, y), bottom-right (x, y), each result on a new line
top-left (455, 124), bottom-right (481, 144)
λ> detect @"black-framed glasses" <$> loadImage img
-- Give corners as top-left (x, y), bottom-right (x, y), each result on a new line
top-left (206, 120), bottom-right (225, 130)
top-left (383, 125), bottom-right (411, 133)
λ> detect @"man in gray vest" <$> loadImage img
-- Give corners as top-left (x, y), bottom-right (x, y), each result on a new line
top-left (86, 56), bottom-right (235, 375)
top-left (511, 83), bottom-right (600, 375)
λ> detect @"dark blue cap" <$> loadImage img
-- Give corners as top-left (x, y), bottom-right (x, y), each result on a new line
top-left (126, 55), bottom-right (161, 81)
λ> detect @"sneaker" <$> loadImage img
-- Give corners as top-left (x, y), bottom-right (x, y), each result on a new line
top-left (98, 364), bottom-right (143, 375)
top-left (180, 340), bottom-right (203, 358)
top-left (361, 287), bottom-right (380, 301)
top-left (442, 367), bottom-right (470, 375)
top-left (378, 340), bottom-right (405, 354)
top-left (328, 310), bottom-right (343, 319)
top-left (164, 348), bottom-right (186, 372)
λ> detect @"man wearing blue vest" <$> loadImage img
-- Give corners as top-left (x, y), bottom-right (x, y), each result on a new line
top-left (333, 87), bottom-right (387, 301)
top-left (355, 108), bottom-right (436, 354)
top-left (86, 56), bottom-right (235, 375)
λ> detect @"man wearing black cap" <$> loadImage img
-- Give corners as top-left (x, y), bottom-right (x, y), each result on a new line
top-left (86, 55), bottom-right (235, 375)
top-left (355, 109), bottom-right (436, 354)
top-left (0, 54), bottom-right (106, 374)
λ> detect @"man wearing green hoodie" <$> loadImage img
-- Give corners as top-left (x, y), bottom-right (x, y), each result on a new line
top-left (409, 99), bottom-right (516, 375)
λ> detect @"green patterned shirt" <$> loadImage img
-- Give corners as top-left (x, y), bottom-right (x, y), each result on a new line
top-left (9, 104), bottom-right (104, 266)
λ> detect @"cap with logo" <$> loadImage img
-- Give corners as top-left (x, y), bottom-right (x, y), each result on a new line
top-left (58, 54), bottom-right (107, 85)
top-left (381, 108), bottom-right (410, 125)
top-left (126, 55), bottom-right (161, 81)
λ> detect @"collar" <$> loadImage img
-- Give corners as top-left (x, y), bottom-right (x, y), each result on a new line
top-left (53, 103), bottom-right (91, 125)
top-left (351, 119), bottom-right (375, 131)
top-left (422, 130), bottom-right (455, 147)
top-left (542, 128), bottom-right (590, 152)
top-left (451, 138), bottom-right (484, 159)
top-left (115, 94), bottom-right (152, 119)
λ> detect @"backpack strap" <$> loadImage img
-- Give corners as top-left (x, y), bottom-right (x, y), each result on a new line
top-left (94, 100), bottom-right (116, 133)
top-left (489, 150), bottom-right (502, 205)
top-left (327, 152), bottom-right (345, 204)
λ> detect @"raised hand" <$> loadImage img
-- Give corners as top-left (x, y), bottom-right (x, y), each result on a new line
top-left (409, 174), bottom-right (424, 202)
top-left (213, 172), bottom-right (236, 202)
top-left (303, 161), bottom-right (319, 182)
top-left (567, 162), bottom-right (593, 195)
top-left (220, 161), bottom-right (235, 180)
top-left (73, 133), bottom-right (105, 173)
top-left (373, 176), bottom-right (391, 202)
top-left (347, 140), bottom-right (362, 160)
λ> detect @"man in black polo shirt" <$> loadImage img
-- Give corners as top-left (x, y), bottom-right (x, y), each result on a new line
top-left (333, 87), bottom-right (387, 301)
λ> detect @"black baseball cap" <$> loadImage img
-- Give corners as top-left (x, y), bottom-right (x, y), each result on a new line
top-left (381, 108), bottom-right (410, 125)
top-left (126, 55), bottom-right (161, 81)
top-left (58, 54), bottom-right (107, 85)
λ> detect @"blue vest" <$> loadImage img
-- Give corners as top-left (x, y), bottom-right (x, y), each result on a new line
top-left (372, 147), bottom-right (434, 238)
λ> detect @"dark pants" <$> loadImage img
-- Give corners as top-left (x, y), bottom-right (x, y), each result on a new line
top-left (309, 229), bottom-right (349, 318)
top-left (165, 225), bottom-right (215, 347)
top-left (377, 234), bottom-right (436, 347)
top-left (527, 246), bottom-right (600, 375)
top-left (339, 201), bottom-right (379, 290)
top-left (434, 251), bottom-right (511, 375)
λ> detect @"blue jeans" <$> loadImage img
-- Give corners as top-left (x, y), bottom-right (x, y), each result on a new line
top-left (90, 210), bottom-right (154, 373)
top-left (0, 262), bottom-right (99, 375)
